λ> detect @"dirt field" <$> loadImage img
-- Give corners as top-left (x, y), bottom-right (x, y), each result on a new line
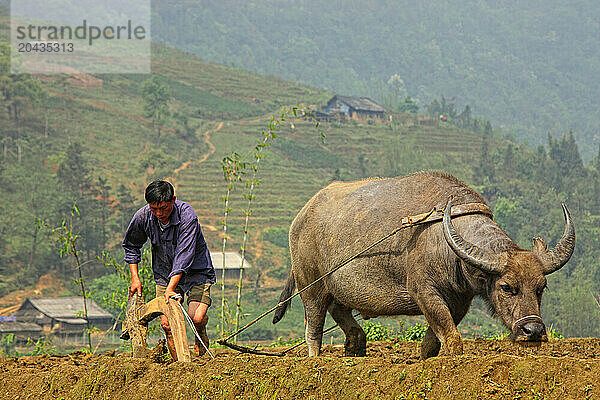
top-left (1, 338), bottom-right (599, 399)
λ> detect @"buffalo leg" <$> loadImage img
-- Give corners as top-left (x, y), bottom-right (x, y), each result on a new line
top-left (412, 290), bottom-right (463, 358)
top-left (302, 291), bottom-right (332, 357)
top-left (305, 306), bottom-right (328, 356)
top-left (328, 301), bottom-right (366, 357)
top-left (420, 327), bottom-right (441, 359)
top-left (420, 298), bottom-right (471, 359)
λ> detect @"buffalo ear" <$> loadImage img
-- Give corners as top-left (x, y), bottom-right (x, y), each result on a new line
top-left (532, 237), bottom-right (548, 256)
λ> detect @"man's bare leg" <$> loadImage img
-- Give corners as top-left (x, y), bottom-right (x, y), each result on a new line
top-left (159, 315), bottom-right (178, 361)
top-left (188, 301), bottom-right (209, 356)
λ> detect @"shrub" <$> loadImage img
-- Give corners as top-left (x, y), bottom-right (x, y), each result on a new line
top-left (401, 322), bottom-right (428, 341)
top-left (362, 321), bottom-right (393, 341)
top-left (270, 336), bottom-right (304, 347)
top-left (548, 327), bottom-right (564, 339)
top-left (361, 320), bottom-right (429, 342)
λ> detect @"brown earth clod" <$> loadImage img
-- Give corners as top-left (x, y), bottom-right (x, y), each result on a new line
top-left (1, 338), bottom-right (599, 399)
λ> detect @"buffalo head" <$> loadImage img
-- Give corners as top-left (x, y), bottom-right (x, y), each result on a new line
top-left (443, 200), bottom-right (575, 341)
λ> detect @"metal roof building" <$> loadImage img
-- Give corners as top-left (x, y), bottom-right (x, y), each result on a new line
top-left (211, 251), bottom-right (253, 280)
top-left (14, 297), bottom-right (115, 335)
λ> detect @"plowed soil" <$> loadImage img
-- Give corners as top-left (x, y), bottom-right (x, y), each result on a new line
top-left (1, 338), bottom-right (599, 399)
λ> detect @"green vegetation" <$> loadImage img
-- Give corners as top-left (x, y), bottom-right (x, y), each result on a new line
top-left (140, 76), bottom-right (172, 142)
top-left (362, 321), bottom-right (428, 342)
top-left (0, 12), bottom-right (599, 348)
top-left (152, 1), bottom-right (600, 161)
top-left (0, 333), bottom-right (56, 357)
top-left (52, 204), bottom-right (93, 352)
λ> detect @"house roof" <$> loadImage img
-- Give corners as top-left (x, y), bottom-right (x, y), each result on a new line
top-left (330, 95), bottom-right (385, 112)
top-left (0, 321), bottom-right (43, 333)
top-left (18, 297), bottom-right (114, 320)
top-left (210, 251), bottom-right (253, 270)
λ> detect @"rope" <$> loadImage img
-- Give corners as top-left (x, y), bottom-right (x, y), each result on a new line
top-left (279, 312), bottom-right (364, 355)
top-left (217, 200), bottom-right (491, 352)
top-left (219, 313), bottom-right (363, 356)
top-left (218, 207), bottom-right (436, 345)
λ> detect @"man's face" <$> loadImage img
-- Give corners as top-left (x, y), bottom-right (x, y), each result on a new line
top-left (149, 197), bottom-right (175, 224)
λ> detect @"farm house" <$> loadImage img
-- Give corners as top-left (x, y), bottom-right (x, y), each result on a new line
top-left (13, 297), bottom-right (115, 339)
top-left (325, 95), bottom-right (385, 120)
top-left (0, 317), bottom-right (43, 344)
top-left (211, 251), bottom-right (253, 280)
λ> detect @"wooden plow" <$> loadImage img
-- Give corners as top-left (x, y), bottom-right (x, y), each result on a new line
top-left (120, 293), bottom-right (190, 362)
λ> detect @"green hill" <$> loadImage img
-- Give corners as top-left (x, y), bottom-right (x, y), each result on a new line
top-left (1, 12), bottom-right (599, 343)
top-left (151, 0), bottom-right (600, 162)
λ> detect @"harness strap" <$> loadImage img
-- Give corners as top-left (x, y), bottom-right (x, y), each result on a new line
top-left (401, 202), bottom-right (493, 226)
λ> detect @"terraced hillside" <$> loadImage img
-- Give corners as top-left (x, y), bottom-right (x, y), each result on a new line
top-left (1, 20), bottom-right (508, 339)
top-left (174, 116), bottom-right (487, 251)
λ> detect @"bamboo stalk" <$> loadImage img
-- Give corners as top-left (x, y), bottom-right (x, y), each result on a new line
top-left (234, 148), bottom-right (264, 342)
top-left (230, 106), bottom-right (320, 342)
top-left (219, 186), bottom-right (232, 338)
top-left (219, 153), bottom-right (245, 338)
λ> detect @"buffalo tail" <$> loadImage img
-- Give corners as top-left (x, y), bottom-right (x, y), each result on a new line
top-left (272, 269), bottom-right (296, 324)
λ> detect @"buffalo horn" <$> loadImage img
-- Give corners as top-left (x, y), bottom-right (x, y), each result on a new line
top-left (537, 203), bottom-right (575, 275)
top-left (442, 199), bottom-right (505, 274)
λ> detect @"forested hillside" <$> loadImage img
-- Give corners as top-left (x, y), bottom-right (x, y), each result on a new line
top-left (1, 5), bottom-right (599, 341)
top-left (152, 0), bottom-right (600, 161)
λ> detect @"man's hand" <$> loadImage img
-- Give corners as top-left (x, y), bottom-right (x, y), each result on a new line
top-left (164, 273), bottom-right (183, 303)
top-left (164, 288), bottom-right (182, 304)
top-left (130, 277), bottom-right (142, 296)
top-left (129, 263), bottom-right (143, 296)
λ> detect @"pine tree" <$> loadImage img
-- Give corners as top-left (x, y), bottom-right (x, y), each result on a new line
top-left (141, 76), bottom-right (171, 142)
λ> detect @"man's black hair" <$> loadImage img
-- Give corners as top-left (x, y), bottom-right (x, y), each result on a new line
top-left (145, 180), bottom-right (174, 204)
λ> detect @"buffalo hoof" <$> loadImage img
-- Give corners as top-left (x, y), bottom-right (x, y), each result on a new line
top-left (344, 327), bottom-right (367, 357)
top-left (443, 334), bottom-right (464, 356)
top-left (344, 346), bottom-right (366, 357)
top-left (420, 327), bottom-right (441, 360)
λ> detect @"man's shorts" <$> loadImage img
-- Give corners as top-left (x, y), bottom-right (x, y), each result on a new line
top-left (155, 283), bottom-right (212, 306)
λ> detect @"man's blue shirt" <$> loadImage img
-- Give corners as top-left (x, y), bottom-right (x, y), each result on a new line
top-left (123, 200), bottom-right (216, 292)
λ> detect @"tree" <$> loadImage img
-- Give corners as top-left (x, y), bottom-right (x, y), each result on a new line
top-left (56, 142), bottom-right (108, 261)
top-left (4, 75), bottom-right (45, 121)
top-left (57, 142), bottom-right (90, 198)
top-left (140, 76), bottom-right (171, 141)
top-left (426, 96), bottom-right (457, 119)
top-left (137, 148), bottom-right (177, 181)
top-left (457, 105), bottom-right (472, 129)
top-left (0, 43), bottom-right (45, 121)
top-left (547, 131), bottom-right (585, 192)
top-left (484, 120), bottom-right (493, 136)
top-left (115, 183), bottom-right (139, 232)
top-left (397, 96), bottom-right (419, 113)
top-left (476, 134), bottom-right (494, 185)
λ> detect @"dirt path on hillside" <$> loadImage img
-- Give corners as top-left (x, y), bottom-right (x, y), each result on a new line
top-left (173, 121), bottom-right (222, 176)
top-left (1, 338), bottom-right (600, 399)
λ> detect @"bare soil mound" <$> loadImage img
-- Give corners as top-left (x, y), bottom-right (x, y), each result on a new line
top-left (1, 338), bottom-right (599, 399)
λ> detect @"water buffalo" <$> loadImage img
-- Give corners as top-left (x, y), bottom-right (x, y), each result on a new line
top-left (272, 171), bottom-right (574, 359)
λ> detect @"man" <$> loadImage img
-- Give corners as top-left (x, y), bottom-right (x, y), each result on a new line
top-left (123, 180), bottom-right (215, 360)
